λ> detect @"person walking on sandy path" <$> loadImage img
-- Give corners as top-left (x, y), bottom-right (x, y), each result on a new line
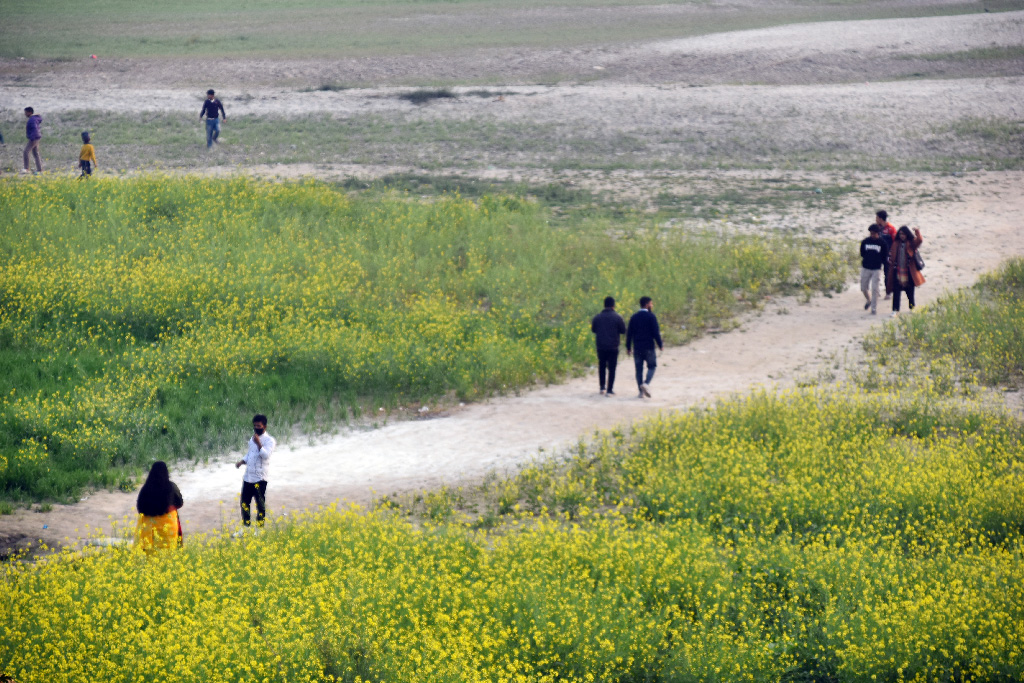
top-left (135, 461), bottom-right (184, 554)
top-left (875, 210), bottom-right (897, 299)
top-left (626, 296), bottom-right (663, 399)
top-left (591, 296), bottom-right (626, 396)
top-left (886, 225), bottom-right (925, 317)
top-left (860, 223), bottom-right (888, 315)
top-left (235, 414), bottom-right (275, 528)
top-left (200, 89), bottom-right (227, 149)
top-left (22, 107), bottom-right (42, 174)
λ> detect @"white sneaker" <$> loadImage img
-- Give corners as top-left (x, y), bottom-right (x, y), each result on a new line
top-left (891, 311), bottom-right (900, 318)
top-left (638, 391), bottom-right (645, 399)
top-left (640, 383), bottom-right (651, 398)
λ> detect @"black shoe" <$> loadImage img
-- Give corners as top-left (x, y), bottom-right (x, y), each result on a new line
top-left (864, 301), bottom-right (871, 310)
top-left (605, 390), bottom-right (615, 396)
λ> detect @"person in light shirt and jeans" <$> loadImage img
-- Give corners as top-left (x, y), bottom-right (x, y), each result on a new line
top-left (235, 413), bottom-right (275, 527)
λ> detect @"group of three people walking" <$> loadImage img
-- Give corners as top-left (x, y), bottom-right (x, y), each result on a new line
top-left (591, 295), bottom-right (663, 398)
top-left (860, 210), bottom-right (925, 317)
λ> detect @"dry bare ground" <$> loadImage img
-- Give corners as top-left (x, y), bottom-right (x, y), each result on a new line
top-left (1, 10), bottom-right (1023, 554)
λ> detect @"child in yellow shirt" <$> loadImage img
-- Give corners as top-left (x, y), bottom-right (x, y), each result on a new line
top-left (79, 131), bottom-right (97, 178)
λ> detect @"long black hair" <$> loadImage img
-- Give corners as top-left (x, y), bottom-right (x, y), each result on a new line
top-left (137, 461), bottom-right (175, 517)
top-left (896, 225), bottom-right (914, 242)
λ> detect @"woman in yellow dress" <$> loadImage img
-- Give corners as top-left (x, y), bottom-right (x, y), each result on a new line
top-left (135, 461), bottom-right (184, 554)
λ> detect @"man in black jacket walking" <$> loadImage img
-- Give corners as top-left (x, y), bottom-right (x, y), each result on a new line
top-left (860, 224), bottom-right (888, 315)
top-left (626, 296), bottom-right (663, 398)
top-left (591, 296), bottom-right (626, 396)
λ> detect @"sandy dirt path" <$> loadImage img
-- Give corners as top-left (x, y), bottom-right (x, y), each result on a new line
top-left (3, 170), bottom-right (1022, 552)
top-left (1, 10), bottom-right (1023, 553)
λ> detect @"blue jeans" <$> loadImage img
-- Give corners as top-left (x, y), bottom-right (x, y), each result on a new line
top-left (205, 118), bottom-right (221, 148)
top-left (634, 348), bottom-right (657, 389)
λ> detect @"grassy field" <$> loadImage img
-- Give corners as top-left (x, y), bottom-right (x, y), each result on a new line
top-left (4, 109), bottom-right (1023, 176)
top-left (0, 176), bottom-right (851, 503)
top-left (1, 0), bottom-right (1011, 60)
top-left (859, 257), bottom-right (1024, 392)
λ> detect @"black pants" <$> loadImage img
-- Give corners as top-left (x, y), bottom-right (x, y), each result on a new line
top-left (634, 348), bottom-right (657, 389)
top-left (892, 280), bottom-right (915, 312)
top-left (241, 480), bottom-right (268, 526)
top-left (597, 348), bottom-right (619, 392)
top-left (78, 160), bottom-right (92, 177)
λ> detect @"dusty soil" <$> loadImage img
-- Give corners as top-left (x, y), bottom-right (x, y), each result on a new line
top-left (1, 11), bottom-right (1023, 556)
top-left (2, 10), bottom-right (1023, 88)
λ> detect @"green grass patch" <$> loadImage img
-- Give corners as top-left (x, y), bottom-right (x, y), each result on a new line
top-left (0, 176), bottom-right (851, 502)
top-left (0, 0), bottom-right (1010, 60)
top-left (861, 256), bottom-right (1024, 391)
top-left (6, 109), bottom-right (1023, 176)
top-left (908, 44), bottom-right (1024, 61)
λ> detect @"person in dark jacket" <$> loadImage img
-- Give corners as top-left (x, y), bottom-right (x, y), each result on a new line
top-left (859, 224), bottom-right (888, 315)
top-left (875, 210), bottom-right (897, 299)
top-left (200, 89), bottom-right (227, 149)
top-left (591, 296), bottom-right (626, 396)
top-left (22, 107), bottom-right (43, 174)
top-left (626, 296), bottom-right (663, 399)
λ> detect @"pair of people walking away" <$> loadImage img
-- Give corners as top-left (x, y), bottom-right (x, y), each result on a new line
top-left (591, 296), bottom-right (663, 399)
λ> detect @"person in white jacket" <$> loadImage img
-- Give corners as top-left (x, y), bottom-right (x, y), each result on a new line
top-left (235, 414), bottom-right (276, 527)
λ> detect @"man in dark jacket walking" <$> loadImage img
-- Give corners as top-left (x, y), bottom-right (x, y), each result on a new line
top-left (591, 296), bottom-right (626, 396)
top-left (626, 296), bottom-right (663, 398)
top-left (22, 107), bottom-right (42, 174)
top-left (200, 89), bottom-right (227, 149)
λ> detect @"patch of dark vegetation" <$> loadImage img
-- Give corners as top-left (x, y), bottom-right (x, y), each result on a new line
top-left (398, 88), bottom-right (457, 105)
top-left (463, 89), bottom-right (517, 99)
top-left (305, 83), bottom-right (352, 92)
top-left (0, 533), bottom-right (29, 563)
top-left (337, 173), bottom-right (593, 208)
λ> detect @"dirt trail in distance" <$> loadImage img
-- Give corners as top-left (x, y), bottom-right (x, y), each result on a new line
top-left (3, 170), bottom-right (1022, 554)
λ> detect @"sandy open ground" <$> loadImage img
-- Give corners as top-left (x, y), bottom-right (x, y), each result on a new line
top-left (1, 10), bottom-right (1023, 554)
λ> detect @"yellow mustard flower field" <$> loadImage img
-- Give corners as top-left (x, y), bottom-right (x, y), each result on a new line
top-left (1, 386), bottom-right (1022, 682)
top-left (0, 177), bottom-right (849, 501)
top-left (1, 179), bottom-right (1021, 682)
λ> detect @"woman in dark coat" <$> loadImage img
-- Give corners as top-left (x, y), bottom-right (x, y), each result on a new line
top-left (885, 225), bottom-right (925, 316)
top-left (135, 461), bottom-right (184, 553)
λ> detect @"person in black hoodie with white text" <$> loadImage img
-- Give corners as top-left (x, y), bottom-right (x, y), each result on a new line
top-left (860, 224), bottom-right (888, 315)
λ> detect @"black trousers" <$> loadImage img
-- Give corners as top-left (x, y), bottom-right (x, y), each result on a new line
top-left (597, 348), bottom-right (619, 392)
top-left (892, 280), bottom-right (916, 312)
top-left (241, 480), bottom-right (268, 526)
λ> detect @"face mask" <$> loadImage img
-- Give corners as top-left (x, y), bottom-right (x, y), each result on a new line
top-left (254, 427), bottom-right (265, 435)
